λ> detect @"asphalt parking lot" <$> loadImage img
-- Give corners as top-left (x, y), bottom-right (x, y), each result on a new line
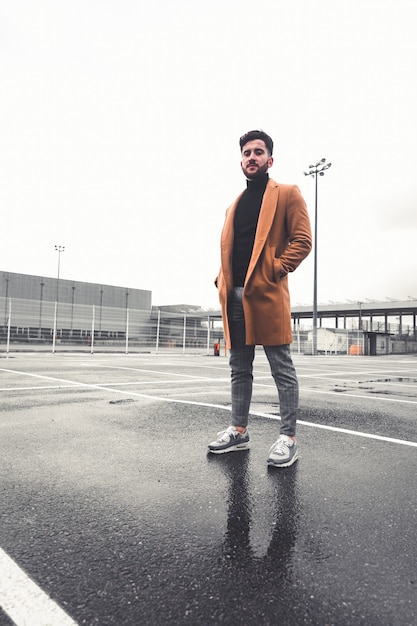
top-left (0, 350), bottom-right (416, 625)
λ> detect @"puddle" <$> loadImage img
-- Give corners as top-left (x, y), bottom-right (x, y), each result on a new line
top-left (360, 377), bottom-right (417, 384)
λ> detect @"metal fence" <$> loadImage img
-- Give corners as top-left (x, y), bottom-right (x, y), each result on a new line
top-left (0, 296), bottom-right (224, 355)
top-left (1, 296), bottom-right (417, 355)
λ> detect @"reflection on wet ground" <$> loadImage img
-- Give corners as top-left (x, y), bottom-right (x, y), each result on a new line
top-left (209, 453), bottom-right (299, 572)
top-left (327, 377), bottom-right (417, 397)
top-left (206, 452), bottom-right (304, 624)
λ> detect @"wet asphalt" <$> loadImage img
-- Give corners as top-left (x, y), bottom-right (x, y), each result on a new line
top-left (0, 350), bottom-right (416, 625)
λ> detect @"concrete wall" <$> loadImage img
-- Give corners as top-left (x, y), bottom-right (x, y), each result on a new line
top-left (1, 271), bottom-right (151, 311)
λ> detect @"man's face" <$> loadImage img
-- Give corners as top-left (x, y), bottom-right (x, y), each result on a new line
top-left (240, 139), bottom-right (273, 180)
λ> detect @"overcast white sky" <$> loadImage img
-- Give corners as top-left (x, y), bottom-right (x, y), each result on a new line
top-left (1, 0), bottom-right (417, 309)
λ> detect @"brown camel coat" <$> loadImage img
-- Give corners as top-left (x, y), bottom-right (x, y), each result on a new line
top-left (216, 178), bottom-right (312, 348)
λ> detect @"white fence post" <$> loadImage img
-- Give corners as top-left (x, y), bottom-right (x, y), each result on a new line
top-left (296, 320), bottom-right (301, 354)
top-left (206, 315), bottom-right (211, 356)
top-left (91, 305), bottom-right (95, 354)
top-left (155, 309), bottom-right (160, 354)
top-left (125, 308), bottom-right (129, 354)
top-left (6, 299), bottom-right (11, 355)
top-left (52, 301), bottom-right (58, 354)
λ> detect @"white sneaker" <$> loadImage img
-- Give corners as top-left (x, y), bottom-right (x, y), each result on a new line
top-left (208, 426), bottom-right (250, 454)
top-left (267, 435), bottom-right (298, 467)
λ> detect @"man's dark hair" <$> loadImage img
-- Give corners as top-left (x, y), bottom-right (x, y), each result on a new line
top-left (239, 130), bottom-right (273, 156)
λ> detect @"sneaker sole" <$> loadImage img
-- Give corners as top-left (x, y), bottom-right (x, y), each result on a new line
top-left (267, 450), bottom-right (299, 468)
top-left (208, 442), bottom-right (250, 454)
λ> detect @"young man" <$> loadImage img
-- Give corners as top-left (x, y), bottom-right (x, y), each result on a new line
top-left (208, 130), bottom-right (312, 467)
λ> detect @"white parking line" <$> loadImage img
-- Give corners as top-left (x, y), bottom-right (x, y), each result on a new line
top-left (300, 386), bottom-right (417, 405)
top-left (253, 411), bottom-right (417, 447)
top-left (0, 547), bottom-right (78, 626)
top-left (2, 367), bottom-right (417, 448)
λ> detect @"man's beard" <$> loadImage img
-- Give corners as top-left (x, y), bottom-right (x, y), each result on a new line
top-left (242, 160), bottom-right (269, 180)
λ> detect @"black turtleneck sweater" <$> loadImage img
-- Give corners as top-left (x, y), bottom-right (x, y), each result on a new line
top-left (232, 173), bottom-right (269, 287)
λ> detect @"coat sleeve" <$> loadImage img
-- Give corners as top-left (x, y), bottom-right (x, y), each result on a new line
top-left (273, 185), bottom-right (312, 279)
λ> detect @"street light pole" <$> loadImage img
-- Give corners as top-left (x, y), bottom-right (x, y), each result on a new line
top-left (54, 245), bottom-right (65, 304)
top-left (53, 245), bottom-right (65, 353)
top-left (304, 158), bottom-right (331, 355)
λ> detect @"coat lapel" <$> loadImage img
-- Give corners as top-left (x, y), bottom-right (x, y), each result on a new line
top-left (220, 193), bottom-right (243, 291)
top-left (245, 180), bottom-right (279, 285)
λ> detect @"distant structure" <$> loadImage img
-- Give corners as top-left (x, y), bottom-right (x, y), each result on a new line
top-left (1, 270), bottom-right (417, 355)
top-left (0, 270), bottom-right (151, 311)
top-left (1, 270), bottom-right (152, 344)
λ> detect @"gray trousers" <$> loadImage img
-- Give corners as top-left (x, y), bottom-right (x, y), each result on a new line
top-left (228, 287), bottom-right (298, 436)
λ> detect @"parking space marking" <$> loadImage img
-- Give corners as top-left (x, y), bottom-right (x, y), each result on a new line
top-left (2, 366), bottom-right (417, 448)
top-left (0, 384), bottom-right (77, 392)
top-left (81, 363), bottom-right (220, 381)
top-left (0, 547), bottom-right (77, 626)
top-left (254, 412), bottom-right (417, 447)
top-left (300, 386), bottom-right (417, 404)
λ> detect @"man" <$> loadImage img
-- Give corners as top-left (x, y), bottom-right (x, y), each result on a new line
top-left (208, 130), bottom-right (312, 467)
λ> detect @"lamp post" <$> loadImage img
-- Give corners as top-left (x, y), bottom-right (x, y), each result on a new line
top-left (53, 245), bottom-right (65, 353)
top-left (304, 158), bottom-right (331, 355)
top-left (54, 245), bottom-right (65, 304)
